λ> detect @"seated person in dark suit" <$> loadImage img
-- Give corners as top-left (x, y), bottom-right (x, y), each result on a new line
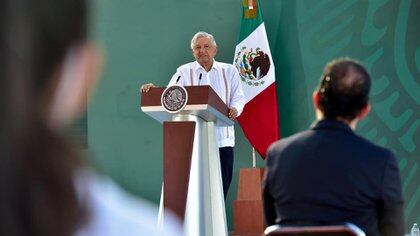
top-left (263, 58), bottom-right (404, 236)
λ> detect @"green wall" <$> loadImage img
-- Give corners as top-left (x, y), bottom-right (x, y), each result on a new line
top-left (89, 0), bottom-right (419, 231)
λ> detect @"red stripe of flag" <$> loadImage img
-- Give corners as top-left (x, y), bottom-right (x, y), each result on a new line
top-left (237, 82), bottom-right (280, 159)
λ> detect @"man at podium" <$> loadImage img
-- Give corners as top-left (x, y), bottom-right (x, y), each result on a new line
top-left (141, 31), bottom-right (245, 199)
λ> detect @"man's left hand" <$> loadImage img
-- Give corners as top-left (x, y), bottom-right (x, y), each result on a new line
top-left (228, 107), bottom-right (238, 120)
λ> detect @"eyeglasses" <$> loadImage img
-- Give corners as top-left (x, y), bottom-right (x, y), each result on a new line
top-left (193, 45), bottom-right (213, 51)
top-left (319, 76), bottom-right (331, 94)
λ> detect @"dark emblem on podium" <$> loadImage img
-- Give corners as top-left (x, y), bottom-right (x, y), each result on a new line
top-left (161, 85), bottom-right (188, 113)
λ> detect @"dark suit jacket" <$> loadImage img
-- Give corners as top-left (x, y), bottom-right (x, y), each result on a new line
top-left (263, 119), bottom-right (404, 236)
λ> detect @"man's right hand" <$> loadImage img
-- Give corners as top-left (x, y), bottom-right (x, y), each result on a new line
top-left (140, 83), bottom-right (156, 93)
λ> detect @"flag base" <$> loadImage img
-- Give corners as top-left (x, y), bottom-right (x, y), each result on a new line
top-left (232, 168), bottom-right (265, 235)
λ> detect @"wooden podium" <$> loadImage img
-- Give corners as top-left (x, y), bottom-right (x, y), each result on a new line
top-left (141, 85), bottom-right (232, 236)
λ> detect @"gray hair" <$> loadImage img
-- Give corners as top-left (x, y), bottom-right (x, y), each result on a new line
top-left (190, 31), bottom-right (217, 49)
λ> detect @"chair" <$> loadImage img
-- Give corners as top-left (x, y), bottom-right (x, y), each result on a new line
top-left (264, 223), bottom-right (366, 236)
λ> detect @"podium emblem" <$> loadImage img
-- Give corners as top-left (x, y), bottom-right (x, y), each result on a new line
top-left (161, 85), bottom-right (188, 113)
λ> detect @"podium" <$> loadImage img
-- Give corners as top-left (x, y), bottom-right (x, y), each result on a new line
top-left (141, 85), bottom-right (232, 236)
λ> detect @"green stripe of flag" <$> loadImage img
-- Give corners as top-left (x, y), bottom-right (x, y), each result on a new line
top-left (237, 0), bottom-right (264, 43)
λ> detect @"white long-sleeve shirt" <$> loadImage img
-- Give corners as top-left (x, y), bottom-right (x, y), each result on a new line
top-left (168, 60), bottom-right (245, 148)
top-left (75, 170), bottom-right (183, 236)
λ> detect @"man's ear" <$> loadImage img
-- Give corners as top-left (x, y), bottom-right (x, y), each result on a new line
top-left (49, 43), bottom-right (103, 127)
top-left (357, 103), bottom-right (371, 120)
top-left (312, 91), bottom-right (321, 109)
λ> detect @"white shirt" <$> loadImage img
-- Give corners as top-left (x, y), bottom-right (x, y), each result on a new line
top-left (168, 60), bottom-right (245, 147)
top-left (75, 170), bottom-right (183, 236)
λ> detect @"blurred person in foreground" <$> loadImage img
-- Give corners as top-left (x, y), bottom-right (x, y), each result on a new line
top-left (263, 58), bottom-right (404, 236)
top-left (0, 0), bottom-right (182, 236)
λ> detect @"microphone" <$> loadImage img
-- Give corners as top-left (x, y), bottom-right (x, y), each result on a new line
top-left (198, 73), bottom-right (202, 85)
top-left (175, 75), bottom-right (181, 84)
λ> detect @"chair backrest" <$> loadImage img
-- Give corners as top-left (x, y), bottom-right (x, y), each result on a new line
top-left (264, 223), bottom-right (366, 236)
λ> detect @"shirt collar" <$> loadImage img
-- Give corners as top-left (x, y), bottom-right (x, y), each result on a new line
top-left (311, 119), bottom-right (354, 134)
top-left (193, 59), bottom-right (220, 72)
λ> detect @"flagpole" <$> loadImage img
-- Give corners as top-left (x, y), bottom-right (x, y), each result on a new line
top-left (252, 147), bottom-right (256, 168)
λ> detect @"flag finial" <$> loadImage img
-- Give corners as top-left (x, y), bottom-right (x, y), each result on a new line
top-left (243, 0), bottom-right (257, 19)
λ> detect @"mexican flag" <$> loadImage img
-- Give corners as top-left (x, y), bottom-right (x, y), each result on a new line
top-left (234, 0), bottom-right (279, 159)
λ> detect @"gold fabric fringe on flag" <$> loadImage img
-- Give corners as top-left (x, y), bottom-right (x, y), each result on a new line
top-left (243, 0), bottom-right (257, 19)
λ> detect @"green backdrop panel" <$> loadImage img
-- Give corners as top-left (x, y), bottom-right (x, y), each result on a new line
top-left (89, 0), bottom-right (419, 231)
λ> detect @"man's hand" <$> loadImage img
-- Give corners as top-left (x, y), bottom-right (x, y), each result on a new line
top-left (228, 107), bottom-right (238, 120)
top-left (140, 83), bottom-right (156, 93)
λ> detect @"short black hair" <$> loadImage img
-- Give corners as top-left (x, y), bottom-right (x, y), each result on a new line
top-left (316, 58), bottom-right (371, 121)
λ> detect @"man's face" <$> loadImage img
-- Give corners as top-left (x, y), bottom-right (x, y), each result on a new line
top-left (192, 37), bottom-right (217, 65)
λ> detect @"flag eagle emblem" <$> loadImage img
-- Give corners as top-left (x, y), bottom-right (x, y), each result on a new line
top-left (234, 46), bottom-right (271, 86)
